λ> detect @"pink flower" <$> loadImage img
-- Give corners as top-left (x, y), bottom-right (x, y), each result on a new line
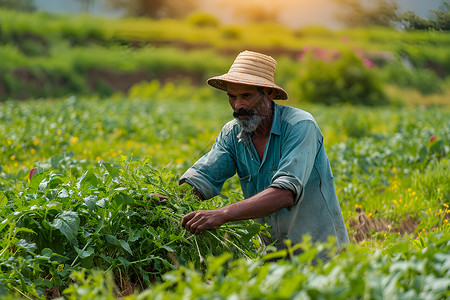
top-left (341, 36), bottom-right (349, 43)
top-left (363, 58), bottom-right (374, 68)
top-left (28, 167), bottom-right (38, 181)
top-left (297, 53), bottom-right (304, 60)
top-left (331, 49), bottom-right (341, 59)
top-left (302, 45), bottom-right (311, 52)
top-left (429, 136), bottom-right (437, 143)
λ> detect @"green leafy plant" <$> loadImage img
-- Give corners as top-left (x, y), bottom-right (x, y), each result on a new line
top-left (0, 156), bottom-right (264, 298)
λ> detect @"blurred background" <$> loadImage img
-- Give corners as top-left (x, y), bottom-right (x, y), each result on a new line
top-left (0, 0), bottom-right (449, 106)
top-left (31, 0), bottom-right (444, 29)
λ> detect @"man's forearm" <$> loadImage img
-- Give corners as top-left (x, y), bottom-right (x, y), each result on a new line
top-left (218, 187), bottom-right (294, 222)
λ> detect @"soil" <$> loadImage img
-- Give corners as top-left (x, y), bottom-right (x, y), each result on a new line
top-left (348, 210), bottom-right (419, 243)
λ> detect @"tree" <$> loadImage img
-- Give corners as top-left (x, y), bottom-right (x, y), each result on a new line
top-left (399, 1), bottom-right (450, 31)
top-left (332, 0), bottom-right (399, 27)
top-left (0, 0), bottom-right (35, 12)
top-left (75, 0), bottom-right (95, 13)
top-left (107, 0), bottom-right (198, 19)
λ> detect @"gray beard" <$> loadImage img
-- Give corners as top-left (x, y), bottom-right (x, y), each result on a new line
top-left (236, 114), bottom-right (265, 133)
top-left (235, 97), bottom-right (266, 133)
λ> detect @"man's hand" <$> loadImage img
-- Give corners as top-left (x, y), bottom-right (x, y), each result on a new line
top-left (181, 209), bottom-right (226, 234)
top-left (181, 187), bottom-right (294, 235)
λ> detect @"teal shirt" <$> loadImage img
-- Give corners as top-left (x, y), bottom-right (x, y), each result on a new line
top-left (180, 102), bottom-right (349, 254)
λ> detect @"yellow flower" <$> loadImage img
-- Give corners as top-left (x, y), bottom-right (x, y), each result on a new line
top-left (33, 138), bottom-right (40, 146)
top-left (57, 129), bottom-right (62, 135)
top-left (30, 148), bottom-right (36, 154)
top-left (368, 212), bottom-right (373, 217)
top-left (444, 204), bottom-right (449, 208)
top-left (10, 155), bottom-right (15, 161)
top-left (7, 140), bottom-right (12, 146)
top-left (392, 167), bottom-right (397, 173)
top-left (70, 136), bottom-right (79, 144)
top-left (444, 219), bottom-right (448, 224)
top-left (96, 156), bottom-right (101, 161)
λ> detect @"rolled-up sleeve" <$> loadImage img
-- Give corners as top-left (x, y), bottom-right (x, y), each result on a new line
top-left (269, 120), bottom-right (320, 205)
top-left (180, 130), bottom-right (237, 200)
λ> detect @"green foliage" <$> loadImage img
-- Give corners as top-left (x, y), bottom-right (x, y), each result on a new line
top-left (0, 0), bottom-right (35, 12)
top-left (58, 233), bottom-right (450, 300)
top-left (399, 1), bottom-right (450, 31)
top-left (186, 12), bottom-right (220, 28)
top-left (291, 49), bottom-right (389, 105)
top-left (381, 60), bottom-right (444, 94)
top-left (0, 156), bottom-right (263, 297)
top-left (0, 10), bottom-right (449, 100)
top-left (107, 0), bottom-right (197, 19)
top-left (0, 95), bottom-right (449, 298)
top-left (332, 0), bottom-right (399, 28)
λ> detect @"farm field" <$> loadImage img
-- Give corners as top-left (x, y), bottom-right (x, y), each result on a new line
top-left (1, 7), bottom-right (450, 300)
top-left (1, 90), bottom-right (449, 299)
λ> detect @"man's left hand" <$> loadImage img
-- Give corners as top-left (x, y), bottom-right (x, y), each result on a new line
top-left (181, 210), bottom-right (226, 234)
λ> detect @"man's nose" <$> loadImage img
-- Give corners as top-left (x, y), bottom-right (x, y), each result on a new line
top-left (234, 97), bottom-right (247, 110)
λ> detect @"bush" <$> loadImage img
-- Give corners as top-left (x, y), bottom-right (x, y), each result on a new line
top-left (290, 49), bottom-right (389, 106)
top-left (382, 61), bottom-right (443, 95)
top-left (186, 12), bottom-right (220, 28)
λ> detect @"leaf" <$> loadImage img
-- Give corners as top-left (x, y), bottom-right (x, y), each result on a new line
top-left (84, 195), bottom-right (98, 211)
top-left (16, 239), bottom-right (37, 253)
top-left (105, 234), bottom-right (119, 246)
top-left (101, 161), bottom-right (120, 179)
top-left (41, 248), bottom-right (53, 259)
top-left (128, 230), bottom-right (141, 242)
top-left (77, 170), bottom-right (98, 190)
top-left (50, 211), bottom-right (80, 241)
top-left (0, 191), bottom-right (7, 209)
top-left (75, 246), bottom-right (95, 259)
top-left (120, 240), bottom-right (133, 255)
top-left (58, 189), bottom-right (70, 198)
top-left (118, 256), bottom-right (132, 267)
top-left (28, 172), bottom-right (46, 192)
top-left (161, 244), bottom-right (176, 252)
top-left (113, 192), bottom-right (134, 208)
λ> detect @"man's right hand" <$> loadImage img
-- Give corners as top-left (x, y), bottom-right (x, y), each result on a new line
top-left (181, 209), bottom-right (226, 234)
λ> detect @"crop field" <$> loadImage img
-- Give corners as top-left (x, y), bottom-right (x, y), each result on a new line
top-left (1, 89), bottom-right (449, 299)
top-left (1, 8), bottom-right (450, 300)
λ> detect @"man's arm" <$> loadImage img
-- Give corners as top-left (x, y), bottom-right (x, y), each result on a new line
top-left (181, 187), bottom-right (294, 234)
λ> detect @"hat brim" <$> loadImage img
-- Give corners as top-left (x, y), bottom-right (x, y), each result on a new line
top-left (207, 73), bottom-right (288, 100)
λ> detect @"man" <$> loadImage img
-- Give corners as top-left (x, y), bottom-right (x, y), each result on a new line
top-left (180, 50), bottom-right (349, 261)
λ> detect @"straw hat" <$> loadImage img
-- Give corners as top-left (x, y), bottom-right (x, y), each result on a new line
top-left (207, 50), bottom-right (288, 100)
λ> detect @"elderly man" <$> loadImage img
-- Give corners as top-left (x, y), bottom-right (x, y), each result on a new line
top-left (180, 50), bottom-right (349, 260)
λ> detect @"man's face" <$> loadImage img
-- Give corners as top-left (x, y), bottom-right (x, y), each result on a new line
top-left (227, 83), bottom-right (270, 133)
